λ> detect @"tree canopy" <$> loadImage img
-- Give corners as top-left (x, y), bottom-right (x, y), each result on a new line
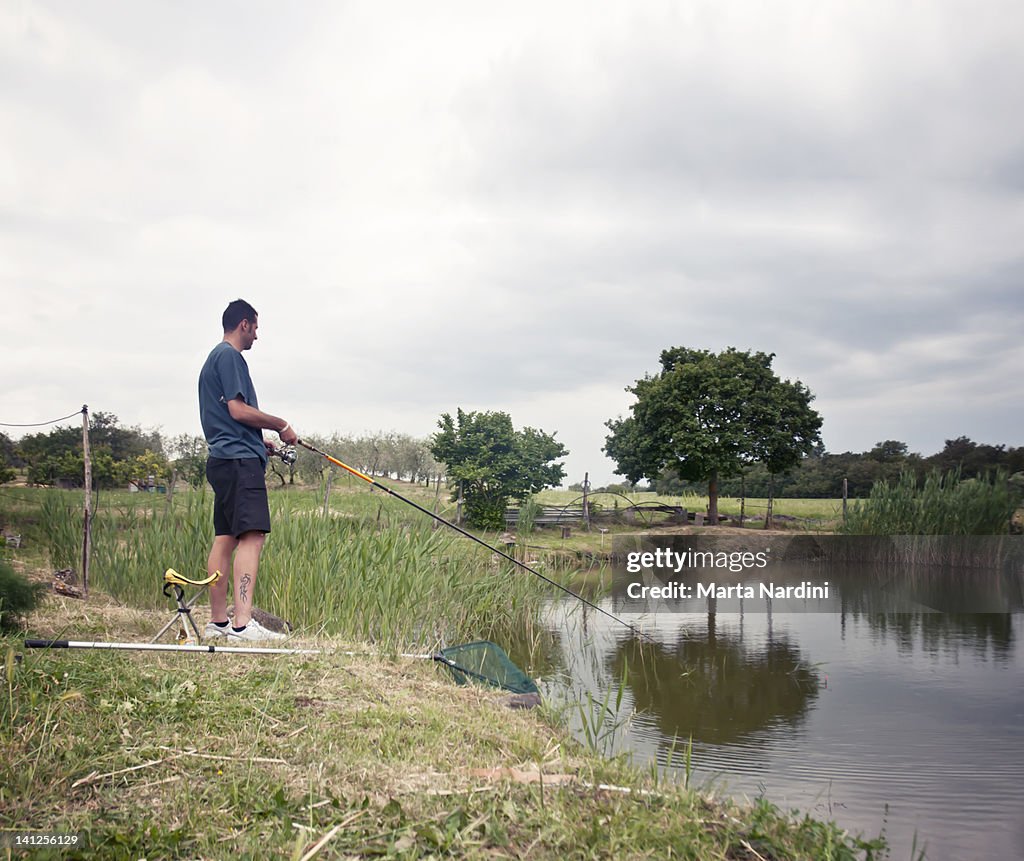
top-left (12, 413), bottom-right (170, 488)
top-left (430, 409), bottom-right (567, 529)
top-left (604, 347), bottom-right (822, 522)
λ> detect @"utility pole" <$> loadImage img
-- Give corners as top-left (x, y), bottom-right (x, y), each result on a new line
top-left (81, 404), bottom-right (91, 597)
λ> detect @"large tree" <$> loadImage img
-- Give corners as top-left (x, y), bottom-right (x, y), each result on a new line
top-left (431, 409), bottom-right (567, 529)
top-left (604, 347), bottom-right (822, 523)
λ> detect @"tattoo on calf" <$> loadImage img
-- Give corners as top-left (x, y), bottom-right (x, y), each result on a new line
top-left (240, 573), bottom-right (251, 603)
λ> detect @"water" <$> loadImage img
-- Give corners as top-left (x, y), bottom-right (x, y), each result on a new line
top-left (530, 559), bottom-right (1024, 861)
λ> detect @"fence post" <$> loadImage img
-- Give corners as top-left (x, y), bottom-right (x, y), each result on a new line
top-left (763, 474), bottom-right (774, 530)
top-left (81, 404), bottom-right (91, 597)
top-left (582, 472), bottom-right (590, 531)
top-left (740, 474), bottom-right (746, 527)
top-left (842, 478), bottom-right (848, 525)
top-left (165, 467), bottom-right (177, 514)
top-left (322, 470), bottom-right (334, 517)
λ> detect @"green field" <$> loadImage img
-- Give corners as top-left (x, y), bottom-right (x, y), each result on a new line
top-left (536, 488), bottom-right (846, 525)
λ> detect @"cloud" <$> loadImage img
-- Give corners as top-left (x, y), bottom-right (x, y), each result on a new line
top-left (1, 1), bottom-right (1022, 485)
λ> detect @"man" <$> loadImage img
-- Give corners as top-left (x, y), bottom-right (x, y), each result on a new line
top-left (198, 299), bottom-right (299, 641)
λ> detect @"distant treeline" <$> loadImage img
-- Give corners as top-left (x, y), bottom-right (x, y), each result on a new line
top-left (596, 438), bottom-right (1024, 499)
top-left (6, 418), bottom-right (1023, 503)
top-left (0, 417), bottom-right (444, 490)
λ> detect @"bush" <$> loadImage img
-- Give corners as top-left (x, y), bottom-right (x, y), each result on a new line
top-left (0, 560), bottom-right (47, 631)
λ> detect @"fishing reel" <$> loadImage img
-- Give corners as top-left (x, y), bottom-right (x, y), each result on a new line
top-left (270, 445), bottom-right (297, 465)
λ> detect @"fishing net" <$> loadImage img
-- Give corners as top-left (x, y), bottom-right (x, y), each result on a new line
top-left (435, 641), bottom-right (539, 695)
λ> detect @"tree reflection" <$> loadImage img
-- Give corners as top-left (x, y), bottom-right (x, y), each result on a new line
top-left (609, 628), bottom-right (820, 746)
top-left (849, 612), bottom-right (1015, 661)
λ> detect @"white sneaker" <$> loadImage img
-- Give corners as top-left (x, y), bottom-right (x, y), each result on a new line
top-left (204, 621), bottom-right (231, 639)
top-left (226, 618), bottom-right (287, 642)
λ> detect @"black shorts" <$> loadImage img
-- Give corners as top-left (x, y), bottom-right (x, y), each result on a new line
top-left (206, 457), bottom-right (271, 537)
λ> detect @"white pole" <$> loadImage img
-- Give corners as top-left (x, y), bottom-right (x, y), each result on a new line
top-left (25, 639), bottom-right (319, 655)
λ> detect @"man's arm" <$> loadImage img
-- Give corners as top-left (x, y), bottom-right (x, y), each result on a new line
top-left (226, 398), bottom-right (299, 444)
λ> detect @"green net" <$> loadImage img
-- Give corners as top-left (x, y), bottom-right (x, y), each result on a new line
top-left (435, 641), bottom-right (539, 695)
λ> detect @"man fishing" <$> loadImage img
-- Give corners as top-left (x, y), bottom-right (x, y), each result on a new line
top-left (198, 299), bottom-right (298, 641)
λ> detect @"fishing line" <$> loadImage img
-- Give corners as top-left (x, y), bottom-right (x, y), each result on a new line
top-left (297, 439), bottom-right (653, 643)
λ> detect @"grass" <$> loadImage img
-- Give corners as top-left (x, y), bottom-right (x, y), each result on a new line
top-left (1, 589), bottom-right (888, 861)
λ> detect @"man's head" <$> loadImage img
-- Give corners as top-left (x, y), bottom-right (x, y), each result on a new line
top-left (222, 299), bottom-right (258, 351)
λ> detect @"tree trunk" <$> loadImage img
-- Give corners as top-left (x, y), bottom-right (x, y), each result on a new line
top-left (707, 469), bottom-right (719, 525)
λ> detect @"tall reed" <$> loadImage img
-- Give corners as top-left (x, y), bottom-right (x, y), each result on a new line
top-left (37, 492), bottom-right (81, 571)
top-left (843, 468), bottom-right (1013, 535)
top-left (263, 493), bottom-right (546, 647)
top-left (33, 489), bottom-right (549, 648)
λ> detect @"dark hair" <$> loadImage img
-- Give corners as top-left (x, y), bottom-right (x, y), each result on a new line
top-left (222, 299), bottom-right (258, 332)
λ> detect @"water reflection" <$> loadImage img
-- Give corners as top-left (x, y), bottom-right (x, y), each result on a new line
top-left (609, 628), bottom-right (819, 747)
top-left (849, 612), bottom-right (1015, 662)
top-left (524, 551), bottom-right (1024, 861)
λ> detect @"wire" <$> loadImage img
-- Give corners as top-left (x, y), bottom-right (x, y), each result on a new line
top-left (0, 408), bottom-right (85, 428)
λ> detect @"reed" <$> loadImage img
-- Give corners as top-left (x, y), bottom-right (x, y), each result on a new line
top-left (573, 659), bottom-right (631, 757)
top-left (30, 489), bottom-right (548, 648)
top-left (843, 468), bottom-right (1013, 535)
top-left (37, 492), bottom-right (82, 571)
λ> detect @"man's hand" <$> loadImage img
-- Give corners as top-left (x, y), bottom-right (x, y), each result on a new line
top-left (264, 440), bottom-right (276, 456)
top-left (226, 399), bottom-right (298, 444)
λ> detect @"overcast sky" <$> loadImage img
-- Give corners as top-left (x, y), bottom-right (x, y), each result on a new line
top-left (3, 1), bottom-right (1022, 486)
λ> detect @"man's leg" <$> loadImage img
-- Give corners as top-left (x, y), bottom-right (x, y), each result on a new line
top-left (207, 535), bottom-right (238, 623)
top-left (231, 530), bottom-right (266, 628)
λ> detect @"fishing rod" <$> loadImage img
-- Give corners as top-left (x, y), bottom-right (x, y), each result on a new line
top-left (297, 439), bottom-right (653, 642)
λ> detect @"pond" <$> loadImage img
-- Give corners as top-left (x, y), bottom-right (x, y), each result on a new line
top-left (528, 546), bottom-right (1024, 861)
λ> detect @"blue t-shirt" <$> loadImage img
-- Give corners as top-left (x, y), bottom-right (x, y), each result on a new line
top-left (198, 342), bottom-right (267, 465)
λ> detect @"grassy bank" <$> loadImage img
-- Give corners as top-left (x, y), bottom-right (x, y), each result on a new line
top-left (2, 590), bottom-right (886, 861)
